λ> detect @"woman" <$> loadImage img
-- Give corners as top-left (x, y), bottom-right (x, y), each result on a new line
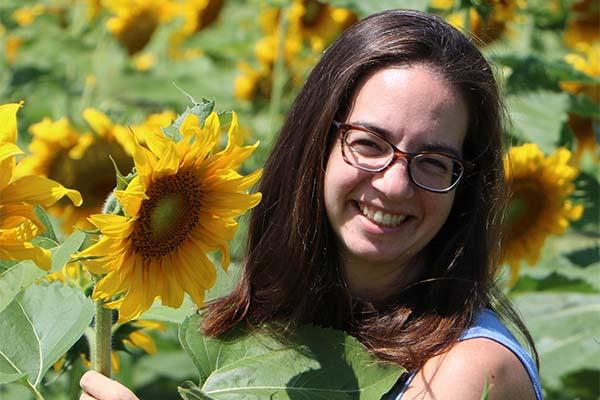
top-left (80, 9), bottom-right (542, 400)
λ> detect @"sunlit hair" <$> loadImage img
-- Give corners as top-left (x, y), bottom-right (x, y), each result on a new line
top-left (203, 9), bottom-right (537, 371)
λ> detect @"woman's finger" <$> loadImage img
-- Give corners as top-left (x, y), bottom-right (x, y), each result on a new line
top-left (80, 371), bottom-right (138, 400)
top-left (80, 392), bottom-right (96, 400)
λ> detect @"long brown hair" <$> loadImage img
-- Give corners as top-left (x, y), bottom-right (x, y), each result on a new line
top-left (203, 9), bottom-right (537, 371)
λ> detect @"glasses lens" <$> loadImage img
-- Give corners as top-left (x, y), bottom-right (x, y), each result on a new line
top-left (411, 154), bottom-right (463, 191)
top-left (343, 129), bottom-right (393, 170)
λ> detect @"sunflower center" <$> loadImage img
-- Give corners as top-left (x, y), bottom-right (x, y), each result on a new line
top-left (150, 195), bottom-right (183, 236)
top-left (132, 170), bottom-right (202, 259)
top-left (302, 1), bottom-right (326, 27)
top-left (506, 182), bottom-right (544, 239)
top-left (49, 139), bottom-right (134, 209)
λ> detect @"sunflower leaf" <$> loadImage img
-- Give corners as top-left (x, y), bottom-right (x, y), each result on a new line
top-left (49, 230), bottom-right (86, 273)
top-left (33, 205), bottom-right (59, 243)
top-left (0, 283), bottom-right (94, 387)
top-left (0, 260), bottom-right (45, 314)
top-left (163, 92), bottom-right (215, 142)
top-left (506, 91), bottom-right (569, 153)
top-left (178, 314), bottom-right (404, 399)
top-left (178, 381), bottom-right (218, 400)
top-left (513, 292), bottom-right (600, 391)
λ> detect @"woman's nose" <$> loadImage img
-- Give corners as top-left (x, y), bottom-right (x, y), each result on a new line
top-left (370, 159), bottom-right (415, 199)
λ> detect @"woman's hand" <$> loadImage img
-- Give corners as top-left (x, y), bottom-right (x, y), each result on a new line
top-left (79, 371), bottom-right (139, 400)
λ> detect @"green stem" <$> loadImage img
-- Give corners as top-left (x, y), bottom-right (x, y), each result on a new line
top-left (25, 381), bottom-right (45, 400)
top-left (269, 5), bottom-right (289, 136)
top-left (93, 299), bottom-right (112, 377)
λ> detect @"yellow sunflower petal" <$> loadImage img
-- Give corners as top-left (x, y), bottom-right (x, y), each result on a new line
top-left (202, 192), bottom-right (262, 217)
top-left (0, 142), bottom-right (23, 162)
top-left (180, 114), bottom-right (201, 137)
top-left (127, 331), bottom-right (156, 354)
top-left (2, 175), bottom-right (83, 207)
top-left (143, 129), bottom-right (171, 158)
top-left (132, 319), bottom-right (166, 331)
top-left (0, 203), bottom-right (42, 231)
top-left (88, 214), bottom-right (134, 238)
top-left (111, 125), bottom-right (137, 156)
top-left (0, 143), bottom-right (20, 192)
top-left (206, 168), bottom-right (263, 192)
top-left (117, 258), bottom-right (155, 322)
top-left (160, 261), bottom-right (185, 308)
top-left (94, 268), bottom-right (126, 299)
top-left (111, 352), bottom-right (121, 374)
top-left (0, 102), bottom-right (23, 144)
top-left (77, 236), bottom-right (116, 259)
top-left (83, 108), bottom-right (113, 136)
top-left (0, 239), bottom-right (52, 270)
top-left (152, 141), bottom-right (179, 177)
top-left (114, 176), bottom-right (146, 217)
top-left (131, 139), bottom-right (158, 188)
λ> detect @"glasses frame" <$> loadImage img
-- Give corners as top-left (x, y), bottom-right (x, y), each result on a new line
top-left (332, 120), bottom-right (474, 193)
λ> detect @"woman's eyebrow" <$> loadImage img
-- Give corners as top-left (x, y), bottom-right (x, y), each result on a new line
top-left (351, 120), bottom-right (463, 159)
top-left (417, 143), bottom-right (463, 159)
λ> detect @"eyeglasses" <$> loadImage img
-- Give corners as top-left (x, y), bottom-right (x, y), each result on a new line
top-left (332, 121), bottom-right (472, 193)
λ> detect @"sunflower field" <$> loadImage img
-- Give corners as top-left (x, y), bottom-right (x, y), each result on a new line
top-left (0, 0), bottom-right (598, 399)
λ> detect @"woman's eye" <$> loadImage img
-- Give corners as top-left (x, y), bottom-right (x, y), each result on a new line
top-left (417, 157), bottom-right (451, 174)
top-left (349, 139), bottom-right (386, 154)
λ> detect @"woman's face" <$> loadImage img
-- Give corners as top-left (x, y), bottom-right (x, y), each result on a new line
top-left (324, 65), bottom-right (469, 292)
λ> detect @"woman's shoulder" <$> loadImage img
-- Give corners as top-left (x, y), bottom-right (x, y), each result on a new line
top-left (387, 309), bottom-right (542, 400)
top-left (400, 336), bottom-right (537, 399)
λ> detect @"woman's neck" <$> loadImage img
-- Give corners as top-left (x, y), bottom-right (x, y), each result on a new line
top-left (343, 255), bottom-right (424, 303)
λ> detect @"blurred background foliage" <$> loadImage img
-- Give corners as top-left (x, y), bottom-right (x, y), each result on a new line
top-left (0, 0), bottom-right (598, 399)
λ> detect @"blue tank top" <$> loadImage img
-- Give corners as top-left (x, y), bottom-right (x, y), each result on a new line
top-left (385, 309), bottom-right (543, 399)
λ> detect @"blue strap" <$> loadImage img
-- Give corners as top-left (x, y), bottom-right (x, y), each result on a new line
top-left (385, 309), bottom-right (543, 399)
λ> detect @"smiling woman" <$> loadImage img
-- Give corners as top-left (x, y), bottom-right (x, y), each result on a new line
top-left (80, 9), bottom-right (542, 400)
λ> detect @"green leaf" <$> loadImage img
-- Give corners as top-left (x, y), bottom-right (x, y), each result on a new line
top-left (141, 295), bottom-right (198, 325)
top-left (163, 89), bottom-right (215, 142)
top-left (0, 283), bottom-right (94, 387)
top-left (506, 91), bottom-right (569, 153)
top-left (178, 314), bottom-right (404, 399)
top-left (513, 292), bottom-right (600, 390)
top-left (0, 260), bottom-right (46, 315)
top-left (569, 94), bottom-right (600, 119)
top-left (496, 56), bottom-right (597, 94)
top-left (33, 205), bottom-right (59, 243)
top-left (49, 230), bottom-right (86, 273)
top-left (179, 381), bottom-right (217, 400)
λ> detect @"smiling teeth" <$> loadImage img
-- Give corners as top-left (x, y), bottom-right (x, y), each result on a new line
top-left (359, 203), bottom-right (406, 227)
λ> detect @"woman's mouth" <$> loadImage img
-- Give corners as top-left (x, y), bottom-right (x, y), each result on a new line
top-left (357, 201), bottom-right (407, 227)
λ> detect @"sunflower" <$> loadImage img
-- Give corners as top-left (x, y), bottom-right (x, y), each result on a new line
top-left (561, 44), bottom-right (600, 103)
top-left (502, 144), bottom-right (583, 282)
top-left (238, 1), bottom-right (354, 100)
top-left (5, 35), bottom-right (23, 64)
top-left (233, 61), bottom-right (272, 101)
top-left (0, 103), bottom-right (82, 270)
top-left (132, 52), bottom-right (157, 71)
top-left (289, 0), bottom-right (357, 52)
top-left (11, 5), bottom-right (46, 26)
top-left (567, 113), bottom-right (599, 162)
top-left (17, 109), bottom-right (135, 232)
top-left (563, 0), bottom-right (600, 49)
top-left (54, 318), bottom-right (165, 374)
top-left (104, 0), bottom-right (176, 55)
top-left (167, 0), bottom-right (224, 59)
top-left (441, 0), bottom-right (526, 45)
top-left (77, 111), bottom-right (262, 322)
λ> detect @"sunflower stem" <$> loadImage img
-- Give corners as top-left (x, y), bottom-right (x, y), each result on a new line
top-left (93, 298), bottom-right (112, 378)
top-left (25, 381), bottom-right (45, 400)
